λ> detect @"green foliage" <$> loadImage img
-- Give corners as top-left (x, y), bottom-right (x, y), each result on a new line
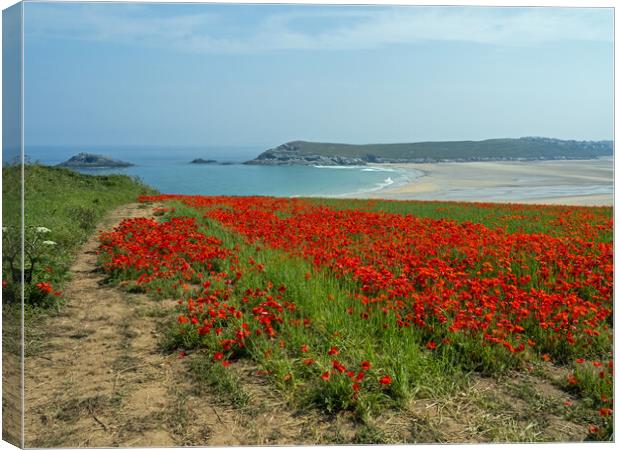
top-left (2, 225), bottom-right (63, 305)
top-left (570, 361), bottom-right (613, 410)
top-left (565, 360), bottom-right (614, 441)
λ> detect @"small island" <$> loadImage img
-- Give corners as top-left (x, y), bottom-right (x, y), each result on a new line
top-left (58, 152), bottom-right (134, 168)
top-left (190, 158), bottom-right (217, 164)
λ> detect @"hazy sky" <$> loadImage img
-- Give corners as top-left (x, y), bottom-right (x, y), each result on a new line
top-left (23, 2), bottom-right (613, 148)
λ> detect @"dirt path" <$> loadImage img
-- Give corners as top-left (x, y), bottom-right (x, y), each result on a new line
top-left (23, 203), bottom-right (240, 447)
top-left (2, 308), bottom-right (22, 447)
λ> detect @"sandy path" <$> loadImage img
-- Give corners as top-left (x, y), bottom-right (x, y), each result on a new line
top-left (23, 203), bottom-right (242, 447)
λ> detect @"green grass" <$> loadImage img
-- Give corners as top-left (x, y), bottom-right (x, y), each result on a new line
top-left (2, 163), bottom-right (156, 305)
top-left (189, 354), bottom-right (252, 409)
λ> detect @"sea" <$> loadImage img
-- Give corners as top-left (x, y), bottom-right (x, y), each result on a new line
top-left (25, 145), bottom-right (419, 197)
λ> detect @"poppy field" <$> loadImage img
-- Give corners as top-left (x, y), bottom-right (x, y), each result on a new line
top-left (98, 195), bottom-right (613, 440)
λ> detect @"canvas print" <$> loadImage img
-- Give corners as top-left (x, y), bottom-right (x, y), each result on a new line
top-left (2, 1), bottom-right (614, 447)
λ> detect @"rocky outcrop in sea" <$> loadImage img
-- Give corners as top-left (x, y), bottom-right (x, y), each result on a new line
top-left (244, 142), bottom-right (367, 166)
top-left (58, 152), bottom-right (134, 168)
top-left (190, 158), bottom-right (217, 164)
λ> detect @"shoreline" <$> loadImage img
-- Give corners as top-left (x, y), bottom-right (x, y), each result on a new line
top-left (356, 158), bottom-right (613, 206)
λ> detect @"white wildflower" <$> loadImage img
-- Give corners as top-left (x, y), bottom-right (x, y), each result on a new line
top-left (35, 227), bottom-right (51, 233)
top-left (42, 240), bottom-right (57, 246)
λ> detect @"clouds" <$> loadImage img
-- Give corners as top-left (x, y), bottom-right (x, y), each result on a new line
top-left (25, 3), bottom-right (613, 54)
top-left (25, 4), bottom-right (220, 46)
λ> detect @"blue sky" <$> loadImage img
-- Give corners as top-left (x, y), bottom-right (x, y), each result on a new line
top-left (23, 2), bottom-right (613, 148)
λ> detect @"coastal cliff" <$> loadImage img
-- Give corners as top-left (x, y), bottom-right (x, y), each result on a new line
top-left (245, 137), bottom-right (613, 166)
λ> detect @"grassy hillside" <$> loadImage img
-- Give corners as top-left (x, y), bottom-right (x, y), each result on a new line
top-left (2, 164), bottom-right (157, 305)
top-left (250, 137), bottom-right (613, 164)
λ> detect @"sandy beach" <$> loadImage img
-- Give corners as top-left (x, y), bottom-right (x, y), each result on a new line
top-left (367, 158), bottom-right (613, 206)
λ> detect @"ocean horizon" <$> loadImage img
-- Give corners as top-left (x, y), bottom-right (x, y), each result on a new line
top-left (25, 145), bottom-right (417, 197)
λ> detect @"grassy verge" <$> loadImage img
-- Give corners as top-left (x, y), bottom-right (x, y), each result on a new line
top-left (2, 163), bottom-right (157, 338)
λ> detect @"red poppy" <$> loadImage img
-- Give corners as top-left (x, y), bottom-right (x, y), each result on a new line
top-left (332, 360), bottom-right (346, 373)
top-left (36, 282), bottom-right (53, 295)
top-left (379, 375), bottom-right (392, 385)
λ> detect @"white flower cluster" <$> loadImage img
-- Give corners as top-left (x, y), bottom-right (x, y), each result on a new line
top-left (42, 241), bottom-right (57, 246)
top-left (35, 227), bottom-right (52, 234)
